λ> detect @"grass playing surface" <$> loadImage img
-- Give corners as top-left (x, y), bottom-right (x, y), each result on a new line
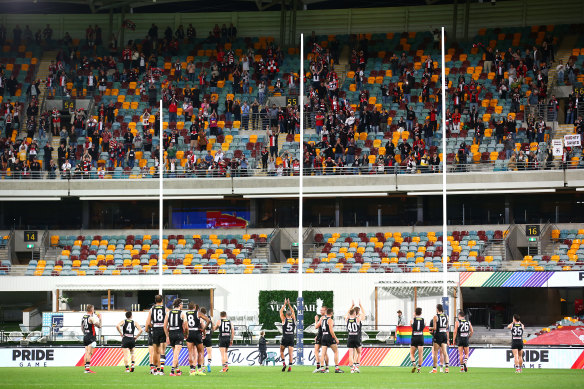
top-left (0, 366), bottom-right (581, 388)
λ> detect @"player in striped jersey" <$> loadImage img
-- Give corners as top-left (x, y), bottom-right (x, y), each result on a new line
top-left (345, 304), bottom-right (362, 373)
top-left (316, 308), bottom-right (344, 373)
top-left (279, 298), bottom-right (296, 372)
top-left (200, 307), bottom-right (213, 372)
top-left (313, 305), bottom-right (329, 373)
top-left (164, 298), bottom-right (187, 376)
top-left (409, 307), bottom-right (424, 373)
top-left (213, 311), bottom-right (234, 372)
top-left (452, 310), bottom-right (473, 372)
top-left (430, 304), bottom-right (450, 374)
top-left (507, 314), bottom-right (525, 373)
top-left (81, 305), bottom-right (101, 374)
top-left (145, 295), bottom-right (168, 375)
top-left (116, 311), bottom-right (143, 373)
top-left (185, 302), bottom-right (211, 376)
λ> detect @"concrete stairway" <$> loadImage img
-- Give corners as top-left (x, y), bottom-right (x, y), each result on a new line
top-left (547, 35), bottom-right (578, 96)
top-left (251, 245), bottom-right (270, 262)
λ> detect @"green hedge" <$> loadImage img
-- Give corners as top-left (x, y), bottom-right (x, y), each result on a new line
top-left (258, 290), bottom-right (333, 330)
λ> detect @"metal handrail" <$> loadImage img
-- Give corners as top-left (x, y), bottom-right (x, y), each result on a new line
top-left (1, 159), bottom-right (582, 180)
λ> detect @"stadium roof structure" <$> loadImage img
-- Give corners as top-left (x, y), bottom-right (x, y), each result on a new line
top-left (0, 0), bottom-right (469, 14)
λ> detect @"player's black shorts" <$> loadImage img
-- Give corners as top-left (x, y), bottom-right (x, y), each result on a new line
top-left (203, 333), bottom-right (212, 348)
top-left (122, 337), bottom-right (136, 349)
top-left (83, 334), bottom-right (96, 347)
top-left (411, 335), bottom-right (425, 347)
top-left (347, 335), bottom-right (361, 349)
top-left (281, 335), bottom-right (295, 347)
top-left (219, 336), bottom-right (231, 348)
top-left (321, 335), bottom-right (336, 347)
top-left (315, 334), bottom-right (322, 346)
top-left (433, 332), bottom-right (448, 346)
top-left (457, 337), bottom-right (469, 348)
top-left (511, 340), bottom-right (523, 350)
top-left (151, 327), bottom-right (166, 345)
top-left (168, 330), bottom-right (184, 347)
top-left (148, 331), bottom-right (153, 346)
top-left (186, 331), bottom-right (203, 345)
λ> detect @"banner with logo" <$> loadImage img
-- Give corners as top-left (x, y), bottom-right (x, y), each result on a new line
top-left (2, 346), bottom-right (583, 369)
top-left (258, 290), bottom-right (333, 330)
top-left (460, 271), bottom-right (584, 288)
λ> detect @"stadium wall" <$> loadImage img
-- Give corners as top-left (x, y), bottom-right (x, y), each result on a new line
top-left (0, 272), bottom-right (461, 326)
top-left (2, 346), bottom-right (583, 369)
top-left (0, 0), bottom-right (583, 43)
top-left (0, 169), bottom-right (581, 200)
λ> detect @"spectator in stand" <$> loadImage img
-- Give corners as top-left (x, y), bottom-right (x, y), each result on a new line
top-left (548, 95), bottom-right (558, 122)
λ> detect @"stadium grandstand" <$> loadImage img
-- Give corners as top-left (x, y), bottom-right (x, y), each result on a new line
top-left (0, 0), bottom-right (583, 382)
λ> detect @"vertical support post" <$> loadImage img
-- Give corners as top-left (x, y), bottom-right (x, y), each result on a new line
top-left (374, 286), bottom-right (378, 330)
top-left (296, 32), bottom-right (305, 366)
top-left (210, 288), bottom-right (214, 315)
top-left (55, 289), bottom-right (60, 312)
top-left (107, 289), bottom-right (111, 311)
top-left (464, 0), bottom-right (470, 41)
top-left (414, 286), bottom-right (418, 310)
top-left (453, 287), bottom-right (458, 315)
top-left (441, 27), bottom-right (448, 299)
top-left (279, 0), bottom-right (286, 47)
top-left (120, 8), bottom-right (126, 47)
top-left (452, 0), bottom-right (458, 42)
top-left (108, 10), bottom-right (113, 48)
top-left (158, 99), bottom-right (164, 295)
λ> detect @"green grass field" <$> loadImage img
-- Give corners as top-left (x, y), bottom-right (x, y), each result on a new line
top-left (0, 366), bottom-right (581, 389)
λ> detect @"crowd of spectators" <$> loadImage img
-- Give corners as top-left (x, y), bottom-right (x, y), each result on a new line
top-left (1, 22), bottom-right (583, 177)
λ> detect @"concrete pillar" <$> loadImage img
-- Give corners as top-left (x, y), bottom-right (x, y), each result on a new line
top-left (250, 199), bottom-right (257, 227)
top-left (464, 0), bottom-right (470, 41)
top-left (82, 201), bottom-right (89, 229)
top-left (417, 196), bottom-right (423, 224)
top-left (452, 0), bottom-right (458, 42)
top-left (335, 198), bottom-right (340, 227)
top-left (504, 195), bottom-right (510, 224)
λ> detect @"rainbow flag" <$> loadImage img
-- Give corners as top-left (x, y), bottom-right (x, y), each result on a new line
top-left (395, 326), bottom-right (433, 345)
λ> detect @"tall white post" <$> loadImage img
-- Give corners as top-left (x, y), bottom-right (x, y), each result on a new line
top-left (298, 34), bottom-right (304, 299)
top-left (441, 27), bottom-right (448, 298)
top-left (159, 99), bottom-right (164, 295)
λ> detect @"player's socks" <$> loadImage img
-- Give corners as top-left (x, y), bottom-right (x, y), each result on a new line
top-left (281, 361), bottom-right (286, 372)
top-left (125, 365), bottom-right (130, 373)
top-left (411, 360), bottom-right (416, 373)
top-left (131, 361), bottom-right (135, 372)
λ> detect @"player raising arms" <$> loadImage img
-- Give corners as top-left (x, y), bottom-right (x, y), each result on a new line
top-left (116, 311), bottom-right (143, 373)
top-left (313, 305), bottom-right (329, 373)
top-left (164, 298), bottom-right (186, 376)
top-left (200, 307), bottom-right (213, 372)
top-left (317, 308), bottom-right (344, 373)
top-left (410, 307), bottom-right (425, 373)
top-left (452, 310), bottom-right (473, 372)
top-left (279, 298), bottom-right (296, 372)
top-left (431, 304), bottom-right (449, 373)
top-left (185, 302), bottom-right (211, 376)
top-left (345, 303), bottom-right (362, 373)
top-left (145, 295), bottom-right (167, 375)
top-left (81, 305), bottom-right (101, 374)
top-left (213, 311), bottom-right (234, 372)
top-left (507, 314), bottom-right (525, 373)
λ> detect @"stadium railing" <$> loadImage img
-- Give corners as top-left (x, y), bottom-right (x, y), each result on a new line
top-left (0, 323), bottom-right (405, 347)
top-left (0, 160), bottom-right (581, 180)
